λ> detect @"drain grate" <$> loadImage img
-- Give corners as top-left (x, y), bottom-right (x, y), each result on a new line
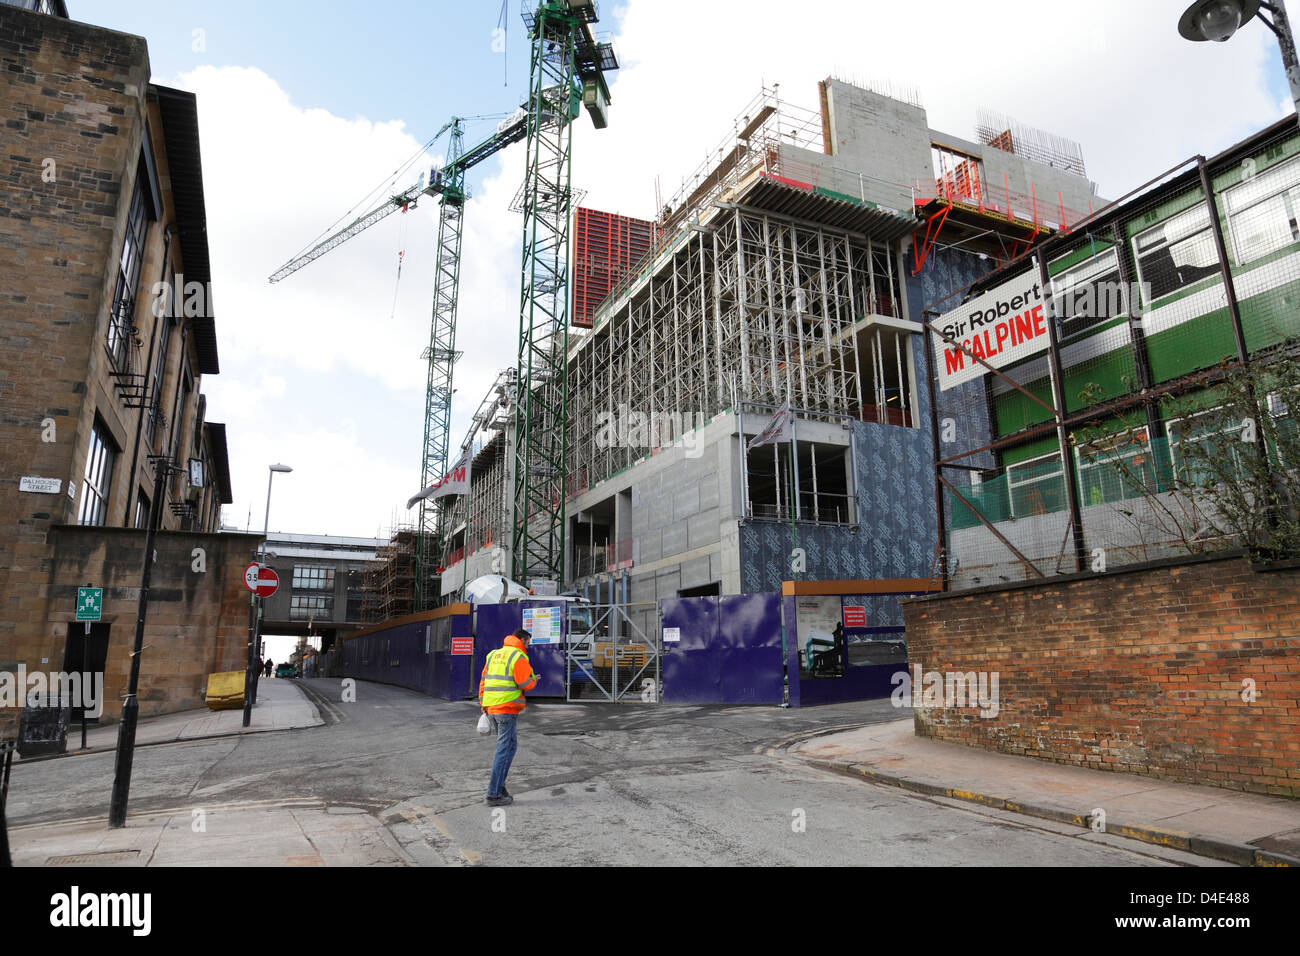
top-left (46, 849), bottom-right (142, 866)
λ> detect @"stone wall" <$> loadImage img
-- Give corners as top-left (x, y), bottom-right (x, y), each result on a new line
top-left (40, 526), bottom-right (261, 720)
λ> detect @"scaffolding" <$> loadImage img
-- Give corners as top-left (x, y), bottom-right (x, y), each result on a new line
top-left (361, 527), bottom-right (416, 623)
top-left (454, 84), bottom-right (920, 577)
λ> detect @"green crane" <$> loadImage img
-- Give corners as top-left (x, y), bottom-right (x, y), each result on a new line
top-left (269, 111), bottom-right (529, 609)
top-left (511, 0), bottom-right (617, 589)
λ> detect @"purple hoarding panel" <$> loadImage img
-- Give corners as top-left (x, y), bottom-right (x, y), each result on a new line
top-left (660, 596), bottom-right (720, 703)
top-left (718, 593), bottom-right (782, 703)
top-left (474, 602), bottom-right (565, 698)
top-left (661, 594), bottom-right (782, 705)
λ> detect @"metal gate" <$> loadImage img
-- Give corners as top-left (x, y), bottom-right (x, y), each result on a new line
top-left (565, 601), bottom-right (660, 702)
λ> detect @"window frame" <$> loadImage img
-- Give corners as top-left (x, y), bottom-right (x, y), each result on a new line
top-left (1073, 426), bottom-right (1156, 507)
top-left (1005, 450), bottom-right (1065, 518)
top-left (1132, 202), bottom-right (1220, 306)
top-left (78, 419), bottom-right (118, 527)
top-left (1224, 154), bottom-right (1300, 267)
top-left (107, 178), bottom-right (150, 371)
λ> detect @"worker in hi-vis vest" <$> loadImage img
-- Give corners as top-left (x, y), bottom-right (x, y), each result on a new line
top-left (479, 627), bottom-right (539, 806)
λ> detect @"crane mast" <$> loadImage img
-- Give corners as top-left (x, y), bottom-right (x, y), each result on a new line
top-left (511, 0), bottom-right (617, 588)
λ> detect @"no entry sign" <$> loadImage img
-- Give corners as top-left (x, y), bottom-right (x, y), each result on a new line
top-left (244, 562), bottom-right (280, 598)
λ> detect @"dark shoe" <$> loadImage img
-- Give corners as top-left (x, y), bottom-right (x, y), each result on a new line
top-left (500, 786), bottom-right (510, 799)
top-left (486, 794), bottom-right (513, 807)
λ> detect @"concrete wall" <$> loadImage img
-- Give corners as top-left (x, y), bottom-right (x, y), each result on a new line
top-left (902, 553), bottom-right (1300, 798)
top-left (821, 80), bottom-right (931, 210)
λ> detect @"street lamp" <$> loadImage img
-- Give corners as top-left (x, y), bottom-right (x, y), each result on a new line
top-left (244, 463), bottom-right (292, 727)
top-left (1179, 0), bottom-right (1300, 122)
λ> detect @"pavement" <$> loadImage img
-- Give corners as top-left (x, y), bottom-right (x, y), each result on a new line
top-left (61, 675), bottom-right (324, 755)
top-left (784, 719), bottom-right (1300, 867)
top-left (6, 682), bottom-right (1300, 866)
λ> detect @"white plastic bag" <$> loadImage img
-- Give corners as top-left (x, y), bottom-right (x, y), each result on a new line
top-left (476, 712), bottom-right (495, 736)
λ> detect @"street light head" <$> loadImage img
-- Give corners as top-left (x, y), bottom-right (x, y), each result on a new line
top-left (269, 463), bottom-right (293, 473)
top-left (1179, 0), bottom-right (1259, 42)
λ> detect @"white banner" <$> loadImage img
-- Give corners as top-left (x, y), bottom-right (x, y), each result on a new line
top-left (934, 269), bottom-right (1049, 391)
top-left (406, 450), bottom-right (472, 508)
top-left (748, 401), bottom-right (792, 449)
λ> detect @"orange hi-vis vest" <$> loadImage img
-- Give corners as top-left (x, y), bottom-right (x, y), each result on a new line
top-left (479, 635), bottom-right (538, 714)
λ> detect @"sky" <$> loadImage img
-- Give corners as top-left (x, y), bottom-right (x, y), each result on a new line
top-left (70, 0), bottom-right (1293, 539)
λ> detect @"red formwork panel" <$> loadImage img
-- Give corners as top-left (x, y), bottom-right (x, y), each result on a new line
top-left (572, 207), bottom-right (656, 328)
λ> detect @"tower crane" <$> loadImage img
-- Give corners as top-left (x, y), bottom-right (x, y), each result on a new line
top-left (268, 110), bottom-right (529, 609)
top-left (270, 0), bottom-right (619, 606)
top-left (511, 0), bottom-right (617, 588)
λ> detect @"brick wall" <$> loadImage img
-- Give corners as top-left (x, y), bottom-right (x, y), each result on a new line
top-left (901, 554), bottom-right (1300, 798)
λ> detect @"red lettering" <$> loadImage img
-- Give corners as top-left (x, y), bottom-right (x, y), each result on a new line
top-left (1014, 311), bottom-right (1034, 346)
top-left (995, 322), bottom-right (1010, 353)
top-left (944, 349), bottom-right (965, 375)
top-left (982, 330), bottom-right (995, 356)
top-left (1032, 304), bottom-right (1045, 338)
top-left (970, 336), bottom-right (985, 359)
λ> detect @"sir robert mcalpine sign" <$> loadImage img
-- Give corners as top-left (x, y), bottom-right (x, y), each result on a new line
top-left (934, 269), bottom-right (1049, 391)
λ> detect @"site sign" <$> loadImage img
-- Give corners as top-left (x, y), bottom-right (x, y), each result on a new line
top-left (934, 268), bottom-right (1050, 391)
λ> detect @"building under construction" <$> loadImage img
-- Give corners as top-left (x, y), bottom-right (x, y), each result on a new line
top-left (430, 77), bottom-right (1100, 637)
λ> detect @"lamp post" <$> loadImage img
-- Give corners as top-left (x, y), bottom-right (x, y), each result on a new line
top-left (1179, 0), bottom-right (1300, 124)
top-left (243, 463), bottom-right (291, 728)
top-left (109, 454), bottom-right (193, 827)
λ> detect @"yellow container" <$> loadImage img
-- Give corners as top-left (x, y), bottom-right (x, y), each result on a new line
top-left (205, 670), bottom-right (246, 710)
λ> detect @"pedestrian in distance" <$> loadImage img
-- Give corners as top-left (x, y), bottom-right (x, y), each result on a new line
top-left (480, 627), bottom-right (539, 807)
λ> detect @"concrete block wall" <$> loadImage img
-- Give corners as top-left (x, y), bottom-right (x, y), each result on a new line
top-left (902, 554), bottom-right (1300, 798)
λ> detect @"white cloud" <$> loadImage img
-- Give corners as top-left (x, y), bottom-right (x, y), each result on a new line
top-left (173, 1), bottom-right (1290, 539)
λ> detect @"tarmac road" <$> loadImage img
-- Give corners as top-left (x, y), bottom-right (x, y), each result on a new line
top-left (6, 678), bottom-right (1215, 866)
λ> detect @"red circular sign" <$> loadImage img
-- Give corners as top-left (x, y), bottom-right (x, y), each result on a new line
top-left (244, 562), bottom-right (280, 598)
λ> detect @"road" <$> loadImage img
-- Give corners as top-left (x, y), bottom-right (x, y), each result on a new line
top-left (6, 679), bottom-right (1212, 866)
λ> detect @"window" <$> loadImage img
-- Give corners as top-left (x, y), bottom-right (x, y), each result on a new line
top-left (145, 283), bottom-right (174, 445)
top-left (1075, 427), bottom-right (1156, 506)
top-left (293, 565), bottom-right (335, 590)
top-left (745, 438), bottom-right (853, 524)
top-left (857, 325), bottom-right (916, 427)
top-left (1006, 451), bottom-right (1065, 517)
top-left (107, 176), bottom-right (149, 369)
top-left (133, 489), bottom-right (150, 529)
top-left (290, 594), bottom-right (333, 621)
top-left (170, 365), bottom-right (192, 461)
top-left (78, 419), bottom-right (117, 526)
top-left (1225, 155), bottom-right (1300, 265)
top-left (1050, 248), bottom-right (1124, 339)
top-left (1133, 203), bottom-right (1221, 303)
top-left (1167, 410), bottom-right (1253, 487)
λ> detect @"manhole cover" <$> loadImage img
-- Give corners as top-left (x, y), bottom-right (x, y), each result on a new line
top-left (46, 849), bottom-right (142, 866)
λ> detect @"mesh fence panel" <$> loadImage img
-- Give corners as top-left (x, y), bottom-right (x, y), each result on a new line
top-left (925, 125), bottom-right (1300, 590)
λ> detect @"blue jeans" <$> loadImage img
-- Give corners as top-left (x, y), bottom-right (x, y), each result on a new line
top-left (487, 713), bottom-right (518, 798)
